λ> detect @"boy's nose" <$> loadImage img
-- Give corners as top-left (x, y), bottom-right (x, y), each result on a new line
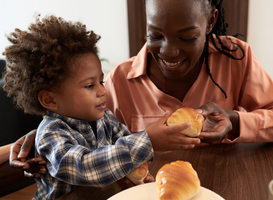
top-left (97, 85), bottom-right (106, 97)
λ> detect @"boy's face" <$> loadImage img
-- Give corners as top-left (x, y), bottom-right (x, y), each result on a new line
top-left (53, 53), bottom-right (107, 122)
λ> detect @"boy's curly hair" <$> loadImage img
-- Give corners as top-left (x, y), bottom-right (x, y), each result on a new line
top-left (3, 15), bottom-right (101, 116)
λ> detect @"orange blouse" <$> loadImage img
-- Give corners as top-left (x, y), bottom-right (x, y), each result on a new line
top-left (105, 36), bottom-right (273, 143)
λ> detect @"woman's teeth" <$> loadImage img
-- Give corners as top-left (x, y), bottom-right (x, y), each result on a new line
top-left (163, 60), bottom-right (182, 67)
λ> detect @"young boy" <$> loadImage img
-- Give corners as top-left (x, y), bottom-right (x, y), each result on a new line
top-left (3, 15), bottom-right (195, 199)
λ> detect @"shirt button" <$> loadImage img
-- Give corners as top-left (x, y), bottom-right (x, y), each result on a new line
top-left (79, 124), bottom-right (86, 130)
top-left (92, 140), bottom-right (96, 145)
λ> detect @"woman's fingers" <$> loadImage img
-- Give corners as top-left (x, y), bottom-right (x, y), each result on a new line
top-left (18, 130), bottom-right (37, 159)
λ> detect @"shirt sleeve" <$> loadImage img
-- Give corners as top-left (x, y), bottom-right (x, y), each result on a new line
top-left (36, 120), bottom-right (154, 188)
top-left (224, 44), bottom-right (273, 143)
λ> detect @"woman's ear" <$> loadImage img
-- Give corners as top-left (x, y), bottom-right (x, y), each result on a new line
top-left (206, 8), bottom-right (219, 35)
top-left (38, 90), bottom-right (58, 111)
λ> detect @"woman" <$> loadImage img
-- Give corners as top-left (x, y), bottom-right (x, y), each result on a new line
top-left (9, 0), bottom-right (273, 177)
top-left (105, 0), bottom-right (273, 143)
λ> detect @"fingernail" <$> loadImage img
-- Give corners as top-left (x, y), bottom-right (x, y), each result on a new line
top-left (40, 168), bottom-right (47, 173)
top-left (35, 174), bottom-right (41, 178)
top-left (18, 152), bottom-right (26, 158)
top-left (38, 161), bottom-right (46, 165)
top-left (196, 109), bottom-right (202, 113)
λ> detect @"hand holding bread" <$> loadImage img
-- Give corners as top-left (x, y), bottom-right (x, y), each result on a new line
top-left (167, 107), bottom-right (204, 137)
top-left (145, 111), bottom-right (201, 151)
top-left (126, 162), bottom-right (149, 184)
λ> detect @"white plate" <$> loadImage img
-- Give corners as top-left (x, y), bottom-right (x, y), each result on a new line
top-left (108, 182), bottom-right (224, 200)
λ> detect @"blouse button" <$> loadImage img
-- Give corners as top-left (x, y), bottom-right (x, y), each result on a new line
top-left (92, 140), bottom-right (96, 145)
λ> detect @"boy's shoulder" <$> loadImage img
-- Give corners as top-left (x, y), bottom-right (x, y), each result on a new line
top-left (37, 113), bottom-right (65, 135)
top-left (37, 111), bottom-right (80, 137)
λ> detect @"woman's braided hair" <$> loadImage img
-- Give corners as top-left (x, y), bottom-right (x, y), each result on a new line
top-left (143, 0), bottom-right (245, 98)
top-left (3, 15), bottom-right (101, 115)
top-left (205, 0), bottom-right (245, 98)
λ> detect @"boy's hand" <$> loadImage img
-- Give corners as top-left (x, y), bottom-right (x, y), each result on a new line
top-left (124, 172), bottom-right (155, 188)
top-left (146, 111), bottom-right (201, 151)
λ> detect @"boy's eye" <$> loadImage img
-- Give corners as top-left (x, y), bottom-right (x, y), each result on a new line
top-left (85, 84), bottom-right (94, 89)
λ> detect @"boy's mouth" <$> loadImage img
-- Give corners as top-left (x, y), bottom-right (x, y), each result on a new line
top-left (97, 102), bottom-right (107, 108)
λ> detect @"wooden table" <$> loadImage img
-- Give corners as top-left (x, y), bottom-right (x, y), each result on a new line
top-left (58, 143), bottom-right (273, 200)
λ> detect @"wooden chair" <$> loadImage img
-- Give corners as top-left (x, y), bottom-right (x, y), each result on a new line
top-left (0, 79), bottom-right (43, 147)
top-left (0, 161), bottom-right (36, 198)
top-left (0, 59), bottom-right (39, 198)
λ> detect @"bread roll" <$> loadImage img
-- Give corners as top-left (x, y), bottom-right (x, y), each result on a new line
top-left (156, 161), bottom-right (200, 200)
top-left (167, 107), bottom-right (204, 137)
top-left (126, 162), bottom-right (149, 184)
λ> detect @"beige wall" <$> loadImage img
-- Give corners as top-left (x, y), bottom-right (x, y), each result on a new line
top-left (247, 0), bottom-right (273, 78)
top-left (0, 0), bottom-right (129, 77)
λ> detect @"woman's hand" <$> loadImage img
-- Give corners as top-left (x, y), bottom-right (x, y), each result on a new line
top-left (146, 111), bottom-right (201, 151)
top-left (9, 129), bottom-right (47, 178)
top-left (197, 102), bottom-right (233, 144)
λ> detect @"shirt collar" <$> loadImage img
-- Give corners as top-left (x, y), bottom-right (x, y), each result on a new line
top-left (208, 37), bottom-right (217, 53)
top-left (127, 43), bottom-right (149, 79)
top-left (45, 110), bottom-right (104, 131)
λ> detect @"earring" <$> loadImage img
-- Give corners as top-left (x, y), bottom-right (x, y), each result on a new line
top-left (207, 24), bottom-right (212, 34)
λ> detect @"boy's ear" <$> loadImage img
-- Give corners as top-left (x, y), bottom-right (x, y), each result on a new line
top-left (38, 90), bottom-right (58, 111)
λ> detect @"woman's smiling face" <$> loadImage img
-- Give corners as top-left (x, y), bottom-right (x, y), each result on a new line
top-left (146, 0), bottom-right (211, 79)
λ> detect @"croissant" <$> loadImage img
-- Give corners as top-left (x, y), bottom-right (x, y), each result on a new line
top-left (126, 162), bottom-right (149, 184)
top-left (167, 107), bottom-right (204, 137)
top-left (156, 161), bottom-right (200, 200)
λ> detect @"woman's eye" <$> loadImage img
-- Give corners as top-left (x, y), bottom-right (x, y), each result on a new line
top-left (147, 34), bottom-right (162, 40)
top-left (179, 36), bottom-right (197, 42)
top-left (100, 81), bottom-right (105, 85)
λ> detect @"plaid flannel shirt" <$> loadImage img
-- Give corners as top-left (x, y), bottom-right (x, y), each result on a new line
top-left (33, 109), bottom-right (153, 200)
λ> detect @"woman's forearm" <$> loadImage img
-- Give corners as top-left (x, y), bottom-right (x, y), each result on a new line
top-left (0, 143), bottom-right (13, 165)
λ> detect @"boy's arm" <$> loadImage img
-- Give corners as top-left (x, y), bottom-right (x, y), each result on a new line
top-left (108, 108), bottom-right (201, 152)
top-left (37, 127), bottom-right (153, 188)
